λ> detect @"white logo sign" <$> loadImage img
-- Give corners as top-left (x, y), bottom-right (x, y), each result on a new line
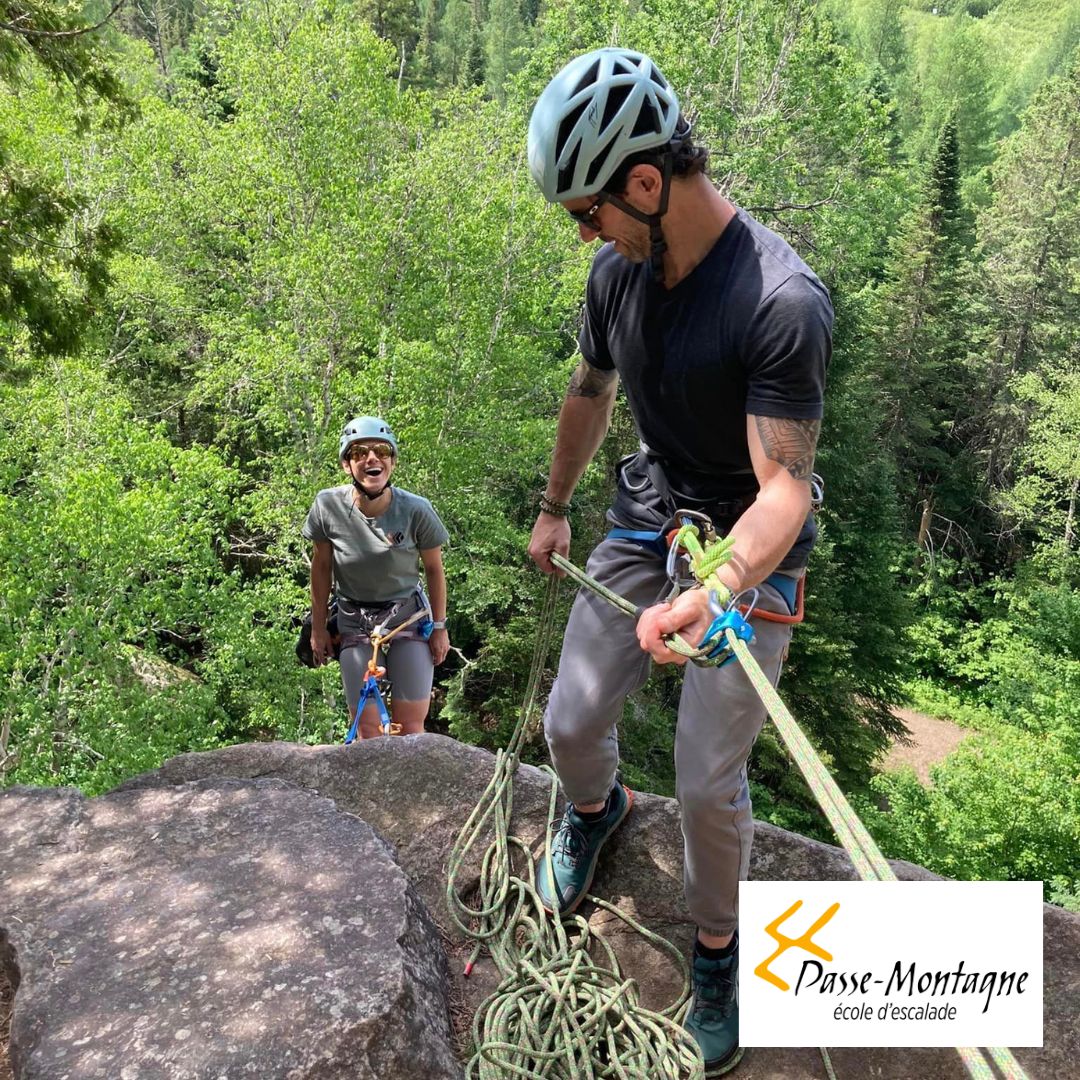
top-left (739, 881), bottom-right (1043, 1047)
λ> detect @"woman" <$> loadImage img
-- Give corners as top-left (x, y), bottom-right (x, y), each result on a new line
top-left (304, 416), bottom-right (449, 738)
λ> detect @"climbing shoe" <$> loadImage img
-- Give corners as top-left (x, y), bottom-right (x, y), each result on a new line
top-left (536, 780), bottom-right (633, 915)
top-left (685, 937), bottom-right (742, 1075)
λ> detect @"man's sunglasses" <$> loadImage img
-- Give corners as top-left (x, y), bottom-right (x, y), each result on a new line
top-left (347, 442), bottom-right (394, 461)
top-left (565, 192), bottom-right (608, 229)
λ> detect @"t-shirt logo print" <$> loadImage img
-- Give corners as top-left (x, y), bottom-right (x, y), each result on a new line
top-left (387, 531), bottom-right (406, 546)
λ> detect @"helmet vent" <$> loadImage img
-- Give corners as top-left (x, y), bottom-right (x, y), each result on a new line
top-left (557, 143), bottom-right (581, 195)
top-left (649, 64), bottom-right (667, 89)
top-left (601, 84), bottom-right (630, 133)
top-left (556, 101), bottom-right (588, 158)
top-left (585, 136), bottom-right (617, 188)
top-left (572, 59), bottom-right (601, 97)
top-left (631, 97), bottom-right (662, 138)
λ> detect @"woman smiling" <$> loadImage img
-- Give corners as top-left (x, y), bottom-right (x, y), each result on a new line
top-left (303, 416), bottom-right (449, 738)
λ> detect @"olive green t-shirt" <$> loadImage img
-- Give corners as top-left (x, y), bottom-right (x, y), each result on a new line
top-left (302, 485), bottom-right (449, 602)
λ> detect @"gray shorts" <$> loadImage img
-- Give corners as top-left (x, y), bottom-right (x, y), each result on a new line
top-left (337, 595), bottom-right (434, 709)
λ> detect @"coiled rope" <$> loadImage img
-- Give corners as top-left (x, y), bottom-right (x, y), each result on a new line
top-left (446, 574), bottom-right (706, 1079)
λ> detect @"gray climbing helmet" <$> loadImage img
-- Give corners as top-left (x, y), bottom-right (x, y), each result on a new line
top-left (338, 416), bottom-right (398, 460)
top-left (527, 47), bottom-right (681, 203)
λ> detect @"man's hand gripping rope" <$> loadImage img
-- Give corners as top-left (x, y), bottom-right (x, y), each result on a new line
top-left (552, 511), bottom-right (756, 668)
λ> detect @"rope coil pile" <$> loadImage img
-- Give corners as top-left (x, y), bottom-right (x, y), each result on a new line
top-left (446, 575), bottom-right (707, 1079)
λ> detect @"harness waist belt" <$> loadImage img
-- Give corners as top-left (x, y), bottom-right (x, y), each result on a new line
top-left (605, 528), bottom-right (800, 616)
top-left (607, 527), bottom-right (669, 558)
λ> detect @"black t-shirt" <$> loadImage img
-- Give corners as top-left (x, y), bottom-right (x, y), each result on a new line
top-left (578, 207), bottom-right (832, 568)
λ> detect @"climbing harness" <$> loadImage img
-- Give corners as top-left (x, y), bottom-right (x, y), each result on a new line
top-left (612, 509), bottom-right (802, 618)
top-left (343, 606), bottom-right (430, 741)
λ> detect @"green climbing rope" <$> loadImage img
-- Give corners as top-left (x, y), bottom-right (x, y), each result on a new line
top-left (550, 539), bottom-right (1030, 1080)
top-left (549, 551), bottom-right (718, 666)
top-left (671, 523), bottom-right (734, 605)
top-left (446, 574), bottom-right (706, 1079)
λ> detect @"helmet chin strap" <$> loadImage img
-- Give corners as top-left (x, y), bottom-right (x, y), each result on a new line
top-left (602, 152), bottom-right (675, 285)
top-left (353, 477), bottom-right (392, 501)
top-left (348, 460), bottom-right (393, 502)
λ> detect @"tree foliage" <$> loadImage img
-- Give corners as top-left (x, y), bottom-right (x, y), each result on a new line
top-left (1, 0), bottom-right (133, 357)
top-left (1, 0), bottom-right (1078, 903)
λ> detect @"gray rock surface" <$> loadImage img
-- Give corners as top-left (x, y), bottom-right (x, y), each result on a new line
top-left (116, 735), bottom-right (1079, 1079)
top-left (0, 778), bottom-right (461, 1080)
top-left (4, 743), bottom-right (1075, 1080)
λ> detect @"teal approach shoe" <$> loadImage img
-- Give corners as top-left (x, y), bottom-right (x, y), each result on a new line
top-left (685, 939), bottom-right (743, 1075)
top-left (536, 782), bottom-right (633, 915)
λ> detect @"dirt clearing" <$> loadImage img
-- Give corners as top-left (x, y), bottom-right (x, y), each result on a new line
top-left (882, 707), bottom-right (974, 785)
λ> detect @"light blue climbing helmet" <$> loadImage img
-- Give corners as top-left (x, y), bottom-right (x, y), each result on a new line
top-left (338, 416), bottom-right (398, 461)
top-left (527, 47), bottom-right (681, 203)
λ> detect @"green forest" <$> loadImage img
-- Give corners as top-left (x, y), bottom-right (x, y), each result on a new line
top-left (2, 0), bottom-right (1078, 909)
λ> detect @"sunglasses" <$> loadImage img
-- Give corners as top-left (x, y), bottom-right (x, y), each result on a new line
top-left (565, 192), bottom-right (608, 230)
top-left (347, 442), bottom-right (394, 461)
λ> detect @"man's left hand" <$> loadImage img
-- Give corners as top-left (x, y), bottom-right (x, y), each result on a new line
top-left (636, 589), bottom-right (714, 666)
top-left (428, 627), bottom-right (450, 665)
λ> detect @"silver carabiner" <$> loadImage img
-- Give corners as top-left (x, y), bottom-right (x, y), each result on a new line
top-left (670, 507), bottom-right (717, 536)
top-left (810, 473), bottom-right (825, 512)
top-left (665, 509), bottom-right (718, 588)
top-left (727, 587), bottom-right (760, 621)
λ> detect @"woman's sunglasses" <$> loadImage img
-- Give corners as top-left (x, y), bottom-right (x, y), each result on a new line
top-left (347, 442), bottom-right (394, 461)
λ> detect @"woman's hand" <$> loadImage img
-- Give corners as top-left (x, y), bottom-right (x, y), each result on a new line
top-left (311, 623), bottom-right (333, 667)
top-left (428, 627), bottom-right (450, 665)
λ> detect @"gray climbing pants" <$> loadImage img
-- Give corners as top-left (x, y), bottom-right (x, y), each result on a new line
top-left (543, 537), bottom-right (794, 937)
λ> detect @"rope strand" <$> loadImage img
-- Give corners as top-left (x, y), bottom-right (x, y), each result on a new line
top-left (447, 574), bottom-right (706, 1079)
top-left (546, 548), bottom-right (1029, 1080)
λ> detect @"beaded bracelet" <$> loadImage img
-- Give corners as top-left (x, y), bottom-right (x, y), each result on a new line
top-left (539, 493), bottom-right (573, 517)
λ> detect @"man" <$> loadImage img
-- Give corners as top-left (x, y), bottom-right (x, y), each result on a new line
top-left (525, 48), bottom-right (832, 1074)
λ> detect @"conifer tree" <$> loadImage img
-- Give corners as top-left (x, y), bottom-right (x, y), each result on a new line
top-left (410, 0), bottom-right (440, 88)
top-left (1007, 363), bottom-right (1080, 579)
top-left (462, 6), bottom-right (485, 88)
top-left (904, 12), bottom-right (998, 172)
top-left (437, 0), bottom-right (471, 86)
top-left (1, 0), bottom-right (132, 358)
top-left (975, 57), bottom-right (1080, 502)
top-left (869, 116), bottom-right (981, 553)
top-left (485, 0), bottom-right (525, 101)
top-left (359, 0), bottom-right (421, 55)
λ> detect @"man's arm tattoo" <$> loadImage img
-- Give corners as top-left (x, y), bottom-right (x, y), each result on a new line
top-left (567, 360), bottom-right (617, 398)
top-left (755, 417), bottom-right (820, 482)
